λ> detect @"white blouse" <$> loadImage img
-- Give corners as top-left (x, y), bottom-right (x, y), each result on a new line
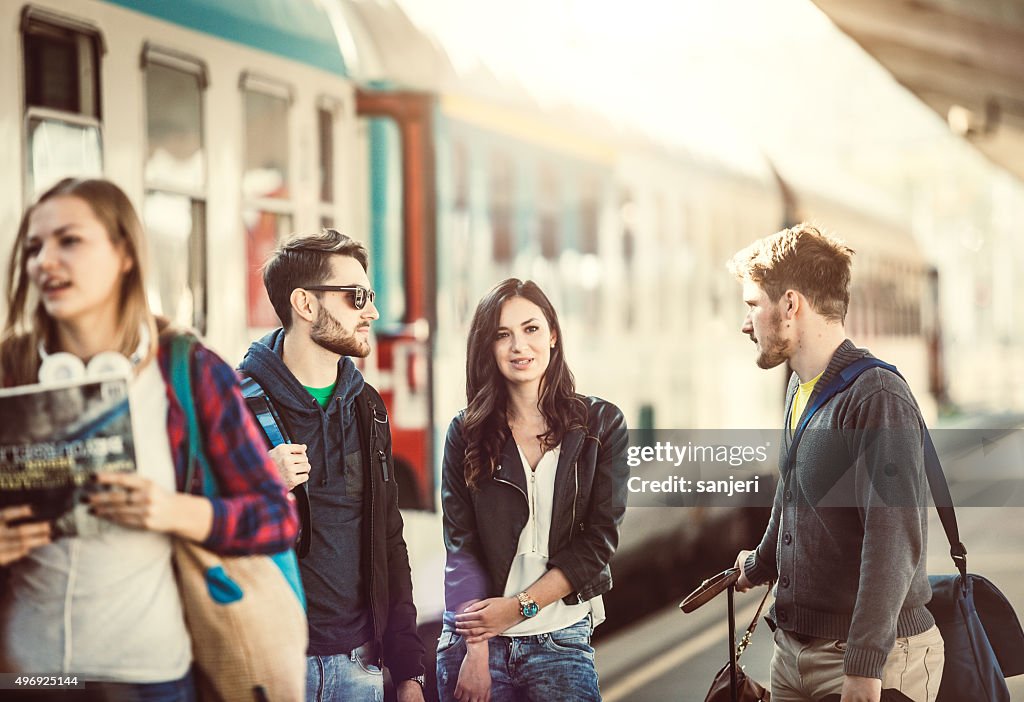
top-left (502, 444), bottom-right (605, 636)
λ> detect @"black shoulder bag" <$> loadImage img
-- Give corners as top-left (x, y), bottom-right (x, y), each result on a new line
top-left (811, 357), bottom-right (1024, 702)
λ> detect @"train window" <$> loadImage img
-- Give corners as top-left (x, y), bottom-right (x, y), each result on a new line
top-left (143, 194), bottom-right (206, 330)
top-left (655, 195), bottom-right (669, 328)
top-left (490, 152), bottom-right (514, 264)
top-left (317, 100), bottom-right (337, 206)
top-left (453, 140), bottom-right (469, 211)
top-left (449, 140), bottom-right (473, 325)
top-left (539, 166), bottom-right (560, 260)
top-left (25, 117), bottom-right (103, 199)
top-left (579, 176), bottom-right (602, 331)
top-left (620, 191), bottom-right (637, 330)
top-left (366, 117), bottom-right (405, 326)
top-left (242, 76), bottom-right (293, 327)
top-left (678, 203), bottom-right (694, 333)
top-left (22, 12), bottom-right (103, 198)
top-left (579, 177), bottom-right (599, 256)
top-left (244, 211), bottom-right (294, 328)
top-left (23, 15), bottom-right (100, 117)
top-left (143, 52), bottom-right (205, 191)
top-left (242, 78), bottom-right (292, 200)
top-left (142, 48), bottom-right (207, 333)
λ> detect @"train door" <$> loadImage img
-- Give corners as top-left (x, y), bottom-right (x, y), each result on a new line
top-left (355, 89), bottom-right (436, 511)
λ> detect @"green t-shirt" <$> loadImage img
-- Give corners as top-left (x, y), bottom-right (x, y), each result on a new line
top-left (304, 382), bottom-right (337, 408)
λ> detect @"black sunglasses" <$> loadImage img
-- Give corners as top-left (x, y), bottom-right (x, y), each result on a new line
top-left (304, 285), bottom-right (376, 310)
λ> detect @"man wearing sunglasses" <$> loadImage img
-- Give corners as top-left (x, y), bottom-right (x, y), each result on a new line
top-left (238, 230), bottom-right (425, 702)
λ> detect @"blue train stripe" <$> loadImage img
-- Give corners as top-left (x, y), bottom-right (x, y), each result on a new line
top-left (104, 0), bottom-right (347, 76)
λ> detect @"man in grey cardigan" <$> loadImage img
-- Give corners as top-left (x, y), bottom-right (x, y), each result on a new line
top-left (728, 224), bottom-right (944, 702)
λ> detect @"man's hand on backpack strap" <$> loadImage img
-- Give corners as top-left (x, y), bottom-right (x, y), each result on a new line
top-left (269, 444), bottom-right (310, 490)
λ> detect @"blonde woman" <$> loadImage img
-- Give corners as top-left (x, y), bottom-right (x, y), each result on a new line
top-left (0, 178), bottom-right (298, 700)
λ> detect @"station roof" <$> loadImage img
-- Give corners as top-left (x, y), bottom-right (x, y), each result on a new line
top-left (810, 0), bottom-right (1024, 181)
top-left (106, 0), bottom-right (348, 76)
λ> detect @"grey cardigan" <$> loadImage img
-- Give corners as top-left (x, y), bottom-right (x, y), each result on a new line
top-left (744, 339), bottom-right (935, 679)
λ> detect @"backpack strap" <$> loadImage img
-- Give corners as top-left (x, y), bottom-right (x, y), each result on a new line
top-left (359, 384), bottom-right (391, 484)
top-left (238, 372), bottom-right (293, 446)
top-left (789, 357), bottom-right (899, 458)
top-left (235, 370), bottom-right (311, 558)
top-left (168, 334), bottom-right (214, 497)
top-left (792, 355), bottom-right (967, 581)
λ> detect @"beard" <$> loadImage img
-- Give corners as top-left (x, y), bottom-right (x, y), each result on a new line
top-left (755, 308), bottom-right (790, 369)
top-left (311, 306), bottom-right (371, 358)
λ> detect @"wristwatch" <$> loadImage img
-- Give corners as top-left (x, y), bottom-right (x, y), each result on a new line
top-left (517, 591), bottom-right (540, 618)
top-left (406, 675), bottom-right (426, 689)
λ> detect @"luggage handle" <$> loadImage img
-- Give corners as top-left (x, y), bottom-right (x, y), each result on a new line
top-left (680, 567), bottom-right (773, 661)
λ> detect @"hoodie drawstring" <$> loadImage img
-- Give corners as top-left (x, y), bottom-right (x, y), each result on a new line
top-left (320, 399), bottom-right (331, 487)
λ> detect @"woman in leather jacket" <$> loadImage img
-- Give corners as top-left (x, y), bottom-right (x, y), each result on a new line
top-left (436, 278), bottom-right (628, 702)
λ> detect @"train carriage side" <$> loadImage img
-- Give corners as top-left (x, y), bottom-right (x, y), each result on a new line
top-left (0, 0), bottom-right (945, 690)
top-left (605, 144), bottom-right (787, 608)
top-left (1, 0), bottom-right (365, 365)
top-left (357, 88), bottom-right (626, 630)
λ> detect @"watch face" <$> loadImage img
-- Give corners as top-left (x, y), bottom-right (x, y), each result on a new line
top-left (522, 601), bottom-right (540, 618)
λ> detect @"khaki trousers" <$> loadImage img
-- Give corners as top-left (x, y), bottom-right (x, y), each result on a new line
top-left (769, 625), bottom-right (944, 702)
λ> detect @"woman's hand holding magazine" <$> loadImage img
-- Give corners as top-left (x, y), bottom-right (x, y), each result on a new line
top-left (0, 505), bottom-right (51, 565)
top-left (86, 471), bottom-right (213, 542)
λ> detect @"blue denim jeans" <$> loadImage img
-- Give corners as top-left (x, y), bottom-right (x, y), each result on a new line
top-left (436, 615), bottom-right (601, 701)
top-left (306, 643), bottom-right (384, 702)
top-left (19, 669), bottom-right (196, 702)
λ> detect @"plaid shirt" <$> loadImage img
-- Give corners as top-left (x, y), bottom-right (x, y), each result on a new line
top-left (157, 336), bottom-right (298, 555)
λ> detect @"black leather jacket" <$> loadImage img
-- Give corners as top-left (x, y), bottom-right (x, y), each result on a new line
top-left (441, 396), bottom-right (629, 611)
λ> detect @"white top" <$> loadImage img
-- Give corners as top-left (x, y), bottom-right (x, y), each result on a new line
top-left (502, 444), bottom-right (604, 636)
top-left (0, 361), bottom-right (192, 681)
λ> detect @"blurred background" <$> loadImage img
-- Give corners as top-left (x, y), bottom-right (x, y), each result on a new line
top-left (1, 1), bottom-right (1022, 698)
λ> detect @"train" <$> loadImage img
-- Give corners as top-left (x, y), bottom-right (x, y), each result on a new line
top-left (0, 0), bottom-right (943, 686)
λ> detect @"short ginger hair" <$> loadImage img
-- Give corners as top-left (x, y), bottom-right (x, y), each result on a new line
top-left (727, 223), bottom-right (855, 323)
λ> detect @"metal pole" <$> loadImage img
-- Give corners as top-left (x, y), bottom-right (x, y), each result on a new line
top-left (728, 584), bottom-right (738, 702)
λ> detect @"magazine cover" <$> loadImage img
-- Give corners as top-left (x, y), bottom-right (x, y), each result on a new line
top-left (0, 374), bottom-right (136, 538)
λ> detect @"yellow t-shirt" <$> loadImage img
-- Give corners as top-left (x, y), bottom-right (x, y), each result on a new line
top-left (790, 370), bottom-right (825, 433)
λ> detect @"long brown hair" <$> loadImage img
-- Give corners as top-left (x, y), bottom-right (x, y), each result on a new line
top-left (1, 178), bottom-right (158, 386)
top-left (461, 279), bottom-right (586, 489)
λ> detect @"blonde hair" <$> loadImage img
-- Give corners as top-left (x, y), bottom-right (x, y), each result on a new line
top-left (2, 178), bottom-right (158, 386)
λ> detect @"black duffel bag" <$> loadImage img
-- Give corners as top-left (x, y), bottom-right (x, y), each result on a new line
top-left (927, 572), bottom-right (1022, 702)
top-left (920, 434), bottom-right (1024, 702)
top-left (810, 359), bottom-right (1024, 702)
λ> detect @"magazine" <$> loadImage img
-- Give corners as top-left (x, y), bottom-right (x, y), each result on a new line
top-left (0, 373), bottom-right (136, 537)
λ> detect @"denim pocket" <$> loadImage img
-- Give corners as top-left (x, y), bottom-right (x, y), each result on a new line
top-left (354, 647), bottom-right (384, 676)
top-left (436, 630), bottom-right (465, 655)
top-left (543, 632), bottom-right (595, 659)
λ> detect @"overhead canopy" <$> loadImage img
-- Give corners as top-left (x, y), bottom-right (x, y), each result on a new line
top-left (811, 0), bottom-right (1024, 181)
top-left (107, 0), bottom-right (348, 76)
